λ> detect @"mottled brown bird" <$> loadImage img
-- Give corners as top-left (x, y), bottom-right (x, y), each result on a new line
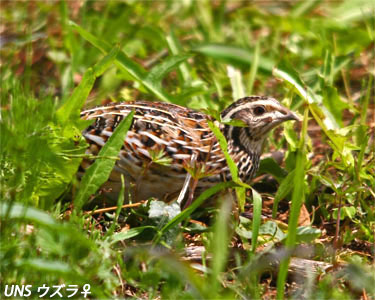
top-left (80, 96), bottom-right (299, 202)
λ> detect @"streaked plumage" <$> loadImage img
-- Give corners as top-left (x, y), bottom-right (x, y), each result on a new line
top-left (80, 96), bottom-right (299, 201)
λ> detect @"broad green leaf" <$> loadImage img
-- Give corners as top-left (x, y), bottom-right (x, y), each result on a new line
top-left (284, 121), bottom-right (299, 151)
top-left (322, 86), bottom-right (349, 128)
top-left (56, 45), bottom-right (119, 124)
top-left (69, 21), bottom-right (174, 103)
top-left (56, 68), bottom-right (95, 124)
top-left (146, 54), bottom-right (192, 87)
top-left (68, 20), bottom-right (113, 56)
top-left (92, 45), bottom-right (120, 77)
top-left (274, 61), bottom-right (346, 152)
top-left (38, 124), bottom-right (88, 202)
top-left (194, 44), bottom-right (274, 73)
top-left (258, 157), bottom-right (288, 183)
top-left (166, 32), bottom-right (191, 82)
top-left (110, 226), bottom-right (156, 244)
top-left (333, 206), bottom-right (357, 221)
top-left (332, 0), bottom-right (374, 22)
top-left (294, 226), bottom-right (321, 243)
top-left (236, 220), bottom-right (286, 243)
top-left (250, 188), bottom-right (262, 253)
top-left (236, 216), bottom-right (253, 239)
top-left (18, 259), bottom-right (72, 275)
top-left (309, 103), bottom-right (346, 152)
top-left (259, 221), bottom-right (286, 241)
top-left (272, 170), bottom-right (295, 218)
top-left (74, 111), bottom-right (135, 211)
top-left (273, 60), bottom-right (318, 104)
top-left (0, 202), bottom-right (56, 227)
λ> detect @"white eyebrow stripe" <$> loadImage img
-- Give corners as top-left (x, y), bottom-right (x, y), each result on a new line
top-left (222, 100), bottom-right (280, 119)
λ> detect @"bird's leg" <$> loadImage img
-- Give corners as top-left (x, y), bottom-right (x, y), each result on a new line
top-left (183, 176), bottom-right (199, 210)
top-left (177, 171), bottom-right (192, 206)
top-left (134, 160), bottom-right (153, 201)
top-left (176, 152), bottom-right (199, 208)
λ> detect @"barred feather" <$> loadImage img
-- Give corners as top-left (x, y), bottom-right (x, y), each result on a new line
top-left (80, 97), bottom-right (299, 201)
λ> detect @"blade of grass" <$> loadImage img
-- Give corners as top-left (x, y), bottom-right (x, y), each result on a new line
top-left (276, 105), bottom-right (308, 299)
top-left (250, 188), bottom-right (262, 254)
top-left (194, 44), bottom-right (274, 74)
top-left (74, 111), bottom-right (134, 212)
top-left (273, 61), bottom-right (318, 104)
top-left (109, 226), bottom-right (156, 244)
top-left (68, 20), bottom-right (144, 78)
top-left (166, 31), bottom-right (209, 108)
top-left (258, 157), bottom-right (288, 183)
top-left (248, 39), bottom-right (260, 95)
top-left (273, 61), bottom-right (345, 151)
top-left (125, 247), bottom-right (210, 298)
top-left (355, 77), bottom-right (372, 182)
top-left (56, 45), bottom-right (120, 124)
top-left (19, 258), bottom-right (72, 275)
top-left (207, 121), bottom-right (240, 184)
top-left (272, 170), bottom-right (295, 218)
top-left (210, 195), bottom-right (232, 293)
top-left (208, 120), bottom-right (262, 254)
top-left (0, 202), bottom-right (57, 227)
top-left (69, 21), bottom-right (174, 103)
top-left (291, 0), bottom-right (322, 17)
top-left (207, 120), bottom-right (251, 210)
top-left (153, 181), bottom-right (236, 244)
top-left (166, 32), bottom-right (191, 82)
top-left (146, 54), bottom-right (192, 88)
top-left (227, 65), bottom-right (245, 101)
top-left (360, 76), bottom-right (372, 126)
top-left (105, 175), bottom-right (125, 238)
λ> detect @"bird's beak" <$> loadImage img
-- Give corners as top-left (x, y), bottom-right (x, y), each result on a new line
top-left (284, 110), bottom-right (301, 122)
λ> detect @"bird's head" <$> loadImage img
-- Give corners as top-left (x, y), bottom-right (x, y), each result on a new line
top-left (221, 96), bottom-right (300, 141)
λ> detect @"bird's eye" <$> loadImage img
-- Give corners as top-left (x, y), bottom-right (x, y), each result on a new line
top-left (253, 106), bottom-right (265, 116)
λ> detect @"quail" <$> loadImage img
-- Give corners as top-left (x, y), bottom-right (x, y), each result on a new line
top-left (80, 96), bottom-right (300, 202)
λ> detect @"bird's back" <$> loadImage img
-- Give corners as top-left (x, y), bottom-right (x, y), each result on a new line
top-left (80, 101), bottom-right (226, 201)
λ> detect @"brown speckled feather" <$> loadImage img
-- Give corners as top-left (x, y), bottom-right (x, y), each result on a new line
top-left (80, 97), bottom-right (299, 201)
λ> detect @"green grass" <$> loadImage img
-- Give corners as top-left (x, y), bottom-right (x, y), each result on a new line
top-left (1, 1), bottom-right (374, 299)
